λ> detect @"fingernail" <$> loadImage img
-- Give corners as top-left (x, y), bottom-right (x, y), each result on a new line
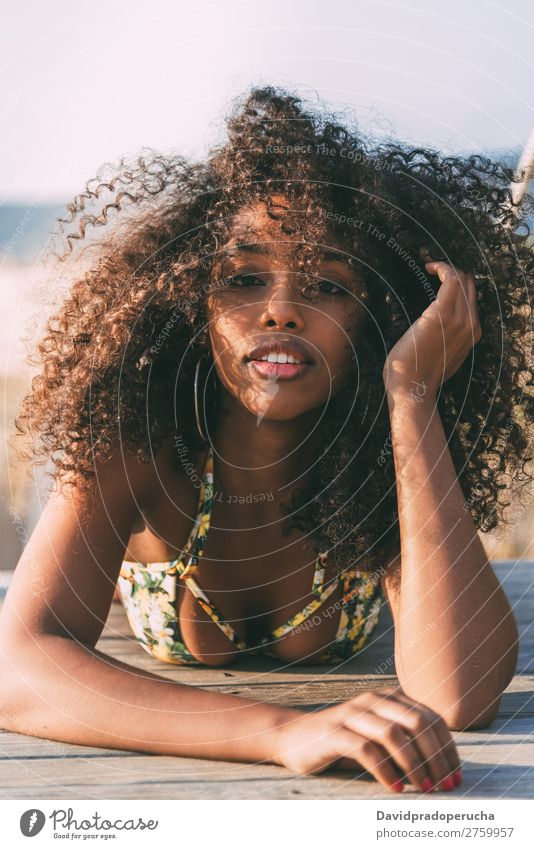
top-left (392, 780), bottom-right (404, 793)
top-left (453, 768), bottom-right (462, 786)
top-left (441, 775), bottom-right (455, 791)
top-left (422, 777), bottom-right (434, 792)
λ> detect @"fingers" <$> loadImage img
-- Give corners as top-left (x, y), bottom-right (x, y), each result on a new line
top-left (341, 707), bottom-right (437, 792)
top-left (370, 695), bottom-right (459, 790)
top-left (425, 260), bottom-right (467, 314)
top-left (292, 692), bottom-right (463, 794)
top-left (466, 272), bottom-right (482, 342)
top-left (418, 246), bottom-right (466, 310)
top-left (388, 689), bottom-right (461, 776)
top-left (349, 688), bottom-right (461, 791)
top-left (333, 728), bottom-right (406, 793)
top-left (428, 717), bottom-right (463, 785)
top-left (428, 263), bottom-right (480, 343)
top-left (419, 245), bottom-right (433, 264)
top-left (465, 271), bottom-right (477, 311)
top-left (418, 246), bottom-right (481, 343)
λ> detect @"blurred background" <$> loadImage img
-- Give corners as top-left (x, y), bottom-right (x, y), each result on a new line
top-left (1, 0), bottom-right (533, 582)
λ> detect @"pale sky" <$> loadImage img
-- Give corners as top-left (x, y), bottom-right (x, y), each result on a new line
top-left (1, 0), bottom-right (533, 203)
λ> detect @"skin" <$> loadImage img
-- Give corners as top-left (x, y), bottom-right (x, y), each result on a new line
top-left (200, 199), bottom-right (366, 527)
top-left (0, 201), bottom-right (518, 795)
top-left (379, 248), bottom-right (518, 734)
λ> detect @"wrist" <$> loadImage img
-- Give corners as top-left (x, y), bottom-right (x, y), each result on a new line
top-left (267, 706), bottom-right (303, 766)
top-left (385, 376), bottom-right (437, 407)
top-left (382, 359), bottom-right (439, 402)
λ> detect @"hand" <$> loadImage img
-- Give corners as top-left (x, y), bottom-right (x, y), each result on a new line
top-left (383, 248), bottom-right (482, 398)
top-left (273, 686), bottom-right (461, 793)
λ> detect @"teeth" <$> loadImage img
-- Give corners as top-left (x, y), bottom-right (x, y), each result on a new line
top-left (259, 352), bottom-right (303, 364)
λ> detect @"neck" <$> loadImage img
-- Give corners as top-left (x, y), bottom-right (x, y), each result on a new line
top-left (209, 385), bottom-right (324, 501)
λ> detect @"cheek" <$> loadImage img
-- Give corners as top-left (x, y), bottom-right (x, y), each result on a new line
top-left (207, 306), bottom-right (254, 395)
top-left (208, 306), bottom-right (243, 360)
top-left (317, 313), bottom-right (361, 389)
top-left (339, 305), bottom-right (364, 352)
top-left (318, 307), bottom-right (361, 360)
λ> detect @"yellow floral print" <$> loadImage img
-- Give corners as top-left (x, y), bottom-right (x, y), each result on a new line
top-left (118, 444), bottom-right (384, 665)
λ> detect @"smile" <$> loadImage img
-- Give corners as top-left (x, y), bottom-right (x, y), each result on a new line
top-left (247, 359), bottom-right (311, 380)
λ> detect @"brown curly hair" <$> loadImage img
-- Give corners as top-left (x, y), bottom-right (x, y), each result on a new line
top-left (12, 85), bottom-right (534, 576)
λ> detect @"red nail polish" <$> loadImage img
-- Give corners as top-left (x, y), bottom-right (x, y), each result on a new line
top-left (442, 776), bottom-right (454, 791)
top-left (453, 768), bottom-right (462, 786)
top-left (392, 780), bottom-right (404, 793)
top-left (422, 777), bottom-right (434, 792)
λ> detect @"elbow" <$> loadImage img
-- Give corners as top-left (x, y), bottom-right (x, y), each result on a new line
top-left (0, 639), bottom-right (37, 733)
top-left (428, 666), bottom-right (514, 731)
top-left (396, 682), bottom-right (504, 732)
top-left (412, 633), bottom-right (518, 733)
top-left (400, 666), bottom-right (514, 732)
top-left (442, 693), bottom-right (502, 732)
top-left (447, 631), bottom-right (520, 731)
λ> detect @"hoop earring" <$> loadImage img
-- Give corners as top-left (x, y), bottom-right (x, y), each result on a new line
top-left (194, 353), bottom-right (216, 443)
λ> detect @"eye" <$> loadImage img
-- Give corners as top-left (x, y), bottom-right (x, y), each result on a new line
top-left (318, 278), bottom-right (347, 295)
top-left (223, 273), bottom-right (265, 288)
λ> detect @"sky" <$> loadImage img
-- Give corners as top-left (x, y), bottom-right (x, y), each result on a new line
top-left (1, 0), bottom-right (533, 203)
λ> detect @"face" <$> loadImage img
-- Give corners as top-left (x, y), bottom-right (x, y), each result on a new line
top-left (205, 198), bottom-right (366, 422)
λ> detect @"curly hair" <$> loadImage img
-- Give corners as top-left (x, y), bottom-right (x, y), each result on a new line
top-left (13, 85), bottom-right (534, 577)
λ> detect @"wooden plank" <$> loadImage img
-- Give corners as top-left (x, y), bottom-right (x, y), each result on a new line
top-left (0, 677), bottom-right (532, 765)
top-left (2, 728), bottom-right (533, 800)
top-left (0, 560), bottom-right (533, 799)
top-left (1, 678), bottom-right (533, 799)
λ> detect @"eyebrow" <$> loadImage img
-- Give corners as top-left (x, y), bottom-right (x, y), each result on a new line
top-left (322, 249), bottom-right (351, 266)
top-left (221, 244), bottom-right (351, 266)
top-left (222, 244), bottom-right (271, 257)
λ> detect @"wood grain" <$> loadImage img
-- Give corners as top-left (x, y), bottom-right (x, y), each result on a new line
top-left (1, 560), bottom-right (532, 799)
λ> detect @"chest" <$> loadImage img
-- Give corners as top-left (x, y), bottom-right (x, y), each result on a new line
top-left (124, 475), bottom-right (344, 664)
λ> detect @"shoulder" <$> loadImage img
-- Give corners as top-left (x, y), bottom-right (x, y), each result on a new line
top-left (53, 432), bottom-right (194, 514)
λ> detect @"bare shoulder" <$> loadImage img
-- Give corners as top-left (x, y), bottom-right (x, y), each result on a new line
top-left (55, 432), bottom-right (181, 512)
top-left (0, 433), bottom-right (183, 649)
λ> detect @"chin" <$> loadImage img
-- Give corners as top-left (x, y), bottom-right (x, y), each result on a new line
top-left (245, 396), bottom-right (324, 422)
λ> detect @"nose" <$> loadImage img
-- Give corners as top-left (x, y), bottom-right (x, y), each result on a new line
top-left (258, 274), bottom-right (305, 331)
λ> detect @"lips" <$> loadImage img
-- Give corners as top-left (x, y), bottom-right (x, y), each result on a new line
top-left (249, 361), bottom-right (310, 380)
top-left (245, 339), bottom-right (313, 365)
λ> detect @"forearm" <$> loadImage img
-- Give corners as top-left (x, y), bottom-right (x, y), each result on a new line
top-left (0, 635), bottom-right (299, 764)
top-left (387, 387), bottom-right (518, 724)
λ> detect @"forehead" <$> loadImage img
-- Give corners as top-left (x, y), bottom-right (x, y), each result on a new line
top-left (221, 197), bottom-right (347, 265)
top-left (226, 199), bottom-right (296, 247)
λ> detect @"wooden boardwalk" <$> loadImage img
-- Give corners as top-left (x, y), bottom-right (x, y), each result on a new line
top-left (0, 560), bottom-right (532, 800)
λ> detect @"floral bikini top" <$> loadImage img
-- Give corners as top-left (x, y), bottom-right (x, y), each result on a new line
top-left (118, 443), bottom-right (384, 666)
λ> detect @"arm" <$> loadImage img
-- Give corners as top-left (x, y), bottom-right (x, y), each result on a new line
top-left (0, 438), bottom-right (462, 791)
top-left (0, 443), bottom-right (295, 764)
top-left (380, 253), bottom-right (519, 731)
top-left (0, 635), bottom-right (295, 763)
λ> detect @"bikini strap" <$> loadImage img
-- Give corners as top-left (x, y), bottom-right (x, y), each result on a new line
top-left (311, 551), bottom-right (329, 597)
top-left (265, 561), bottom-right (339, 644)
top-left (178, 570), bottom-right (248, 651)
top-left (175, 442), bottom-right (214, 580)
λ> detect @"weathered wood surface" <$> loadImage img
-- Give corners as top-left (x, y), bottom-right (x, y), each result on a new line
top-left (0, 560), bottom-right (532, 799)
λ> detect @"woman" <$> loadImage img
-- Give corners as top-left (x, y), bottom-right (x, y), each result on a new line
top-left (1, 86), bottom-right (531, 794)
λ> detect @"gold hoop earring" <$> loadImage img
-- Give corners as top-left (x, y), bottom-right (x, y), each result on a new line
top-left (194, 353), bottom-right (216, 443)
